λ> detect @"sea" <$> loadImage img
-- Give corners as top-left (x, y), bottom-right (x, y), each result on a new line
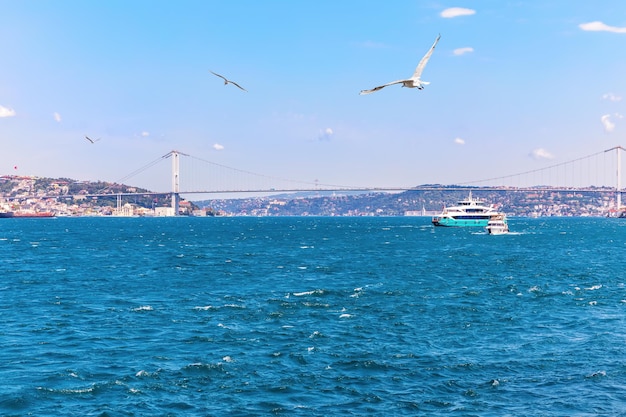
top-left (1, 216), bottom-right (625, 416)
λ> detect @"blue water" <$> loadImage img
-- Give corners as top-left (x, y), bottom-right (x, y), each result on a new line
top-left (1, 216), bottom-right (626, 416)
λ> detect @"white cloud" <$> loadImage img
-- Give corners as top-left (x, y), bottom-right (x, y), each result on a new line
top-left (601, 113), bottom-right (623, 133)
top-left (141, 131), bottom-right (150, 137)
top-left (453, 47), bottom-right (474, 56)
top-left (53, 112), bottom-right (62, 122)
top-left (579, 21), bottom-right (626, 33)
top-left (213, 143), bottom-right (224, 151)
top-left (441, 7), bottom-right (476, 18)
top-left (602, 92), bottom-right (622, 102)
top-left (454, 137), bottom-right (465, 145)
top-left (601, 114), bottom-right (615, 132)
top-left (318, 127), bottom-right (333, 141)
top-left (0, 105), bottom-right (16, 118)
top-left (530, 148), bottom-right (554, 160)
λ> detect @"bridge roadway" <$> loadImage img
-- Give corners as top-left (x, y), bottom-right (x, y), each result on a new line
top-left (5, 185), bottom-right (621, 201)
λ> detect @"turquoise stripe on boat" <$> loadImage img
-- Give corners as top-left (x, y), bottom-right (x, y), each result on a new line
top-left (432, 217), bottom-right (490, 227)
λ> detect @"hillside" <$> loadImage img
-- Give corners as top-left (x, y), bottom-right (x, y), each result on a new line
top-left (0, 175), bottom-right (181, 215)
top-left (195, 187), bottom-right (618, 217)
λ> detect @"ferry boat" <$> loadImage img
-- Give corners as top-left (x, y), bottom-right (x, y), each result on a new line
top-left (486, 213), bottom-right (509, 235)
top-left (431, 192), bottom-right (501, 227)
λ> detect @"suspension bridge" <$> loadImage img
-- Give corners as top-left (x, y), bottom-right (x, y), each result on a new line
top-left (108, 146), bottom-right (625, 215)
top-left (3, 146), bottom-right (626, 215)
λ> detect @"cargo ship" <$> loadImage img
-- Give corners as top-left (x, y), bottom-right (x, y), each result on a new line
top-left (1, 211), bottom-right (55, 218)
top-left (13, 211), bottom-right (55, 218)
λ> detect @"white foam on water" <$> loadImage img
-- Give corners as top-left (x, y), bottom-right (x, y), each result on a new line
top-left (293, 290), bottom-right (323, 297)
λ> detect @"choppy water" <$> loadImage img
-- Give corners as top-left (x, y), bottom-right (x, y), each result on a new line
top-left (1, 216), bottom-right (626, 416)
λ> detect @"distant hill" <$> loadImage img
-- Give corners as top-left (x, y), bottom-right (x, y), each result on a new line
top-left (194, 186), bottom-right (616, 217)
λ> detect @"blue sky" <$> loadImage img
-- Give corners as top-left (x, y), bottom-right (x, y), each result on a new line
top-left (1, 1), bottom-right (625, 193)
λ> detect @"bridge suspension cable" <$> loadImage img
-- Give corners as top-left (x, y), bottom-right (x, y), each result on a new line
top-left (181, 153), bottom-right (366, 192)
top-left (456, 149), bottom-right (619, 189)
top-left (113, 154), bottom-right (170, 185)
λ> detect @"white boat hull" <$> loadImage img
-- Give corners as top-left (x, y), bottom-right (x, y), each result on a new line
top-left (486, 216), bottom-right (509, 235)
top-left (486, 225), bottom-right (509, 235)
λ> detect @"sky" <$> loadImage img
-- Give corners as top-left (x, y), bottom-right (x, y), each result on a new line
top-left (1, 1), bottom-right (625, 193)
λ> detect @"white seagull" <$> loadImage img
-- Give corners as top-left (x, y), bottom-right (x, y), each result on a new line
top-left (85, 135), bottom-right (100, 144)
top-left (210, 71), bottom-right (248, 92)
top-left (360, 34), bottom-right (441, 95)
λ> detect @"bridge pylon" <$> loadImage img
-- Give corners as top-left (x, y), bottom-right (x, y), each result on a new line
top-left (171, 150), bottom-right (180, 215)
top-left (162, 150), bottom-right (189, 216)
top-left (605, 146), bottom-right (625, 211)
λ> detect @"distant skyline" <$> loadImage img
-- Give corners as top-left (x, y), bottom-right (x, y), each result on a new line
top-left (1, 1), bottom-right (625, 192)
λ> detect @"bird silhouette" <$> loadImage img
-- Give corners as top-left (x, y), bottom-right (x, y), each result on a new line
top-left (360, 34), bottom-right (441, 95)
top-left (85, 135), bottom-right (100, 144)
top-left (210, 71), bottom-right (248, 92)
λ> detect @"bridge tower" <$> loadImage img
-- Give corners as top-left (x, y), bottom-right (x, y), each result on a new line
top-left (171, 150), bottom-right (180, 215)
top-left (606, 146), bottom-right (624, 211)
top-left (618, 146), bottom-right (622, 210)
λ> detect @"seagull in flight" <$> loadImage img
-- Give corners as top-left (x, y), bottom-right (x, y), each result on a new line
top-left (85, 135), bottom-right (100, 144)
top-left (210, 71), bottom-right (248, 92)
top-left (360, 34), bottom-right (441, 95)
